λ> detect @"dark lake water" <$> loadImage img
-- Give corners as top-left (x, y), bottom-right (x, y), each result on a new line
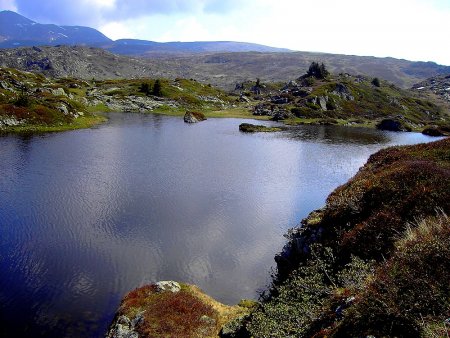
top-left (0, 113), bottom-right (438, 337)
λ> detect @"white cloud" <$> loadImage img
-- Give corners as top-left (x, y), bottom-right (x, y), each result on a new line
top-left (0, 0), bottom-right (17, 11)
top-left (7, 0), bottom-right (450, 64)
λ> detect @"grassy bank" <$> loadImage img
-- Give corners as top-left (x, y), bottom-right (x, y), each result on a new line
top-left (1, 115), bottom-right (107, 134)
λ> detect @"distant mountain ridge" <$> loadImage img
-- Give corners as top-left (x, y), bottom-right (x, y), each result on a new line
top-left (0, 10), bottom-right (112, 46)
top-left (0, 10), bottom-right (290, 54)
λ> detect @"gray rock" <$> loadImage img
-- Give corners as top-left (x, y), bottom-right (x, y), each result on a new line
top-left (155, 280), bottom-right (181, 293)
top-left (239, 94), bottom-right (250, 102)
top-left (51, 88), bottom-right (67, 97)
top-left (0, 116), bottom-right (24, 127)
top-left (332, 83), bottom-right (354, 101)
top-left (318, 96), bottom-right (328, 111)
top-left (106, 312), bottom-right (145, 338)
top-left (58, 104), bottom-right (69, 115)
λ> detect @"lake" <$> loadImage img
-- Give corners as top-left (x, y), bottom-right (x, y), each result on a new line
top-left (0, 113), bottom-right (438, 337)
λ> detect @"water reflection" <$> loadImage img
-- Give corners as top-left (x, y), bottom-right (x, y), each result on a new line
top-left (0, 114), bottom-right (439, 337)
top-left (283, 124), bottom-right (390, 144)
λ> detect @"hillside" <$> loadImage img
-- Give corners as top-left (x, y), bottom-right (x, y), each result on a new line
top-left (240, 71), bottom-right (449, 132)
top-left (1, 46), bottom-right (450, 91)
top-left (0, 67), bottom-right (105, 132)
top-left (225, 138), bottom-right (450, 337)
top-left (144, 52), bottom-right (450, 89)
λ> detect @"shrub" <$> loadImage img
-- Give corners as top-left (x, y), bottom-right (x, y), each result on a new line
top-left (139, 82), bottom-right (151, 96)
top-left (306, 62), bottom-right (329, 79)
top-left (371, 77), bottom-right (381, 87)
top-left (152, 79), bottom-right (162, 96)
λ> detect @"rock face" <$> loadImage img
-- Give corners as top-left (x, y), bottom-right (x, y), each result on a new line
top-left (184, 111), bottom-right (207, 123)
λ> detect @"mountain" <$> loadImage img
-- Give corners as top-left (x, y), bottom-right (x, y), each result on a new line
top-left (0, 10), bottom-right (111, 46)
top-left (0, 11), bottom-right (290, 54)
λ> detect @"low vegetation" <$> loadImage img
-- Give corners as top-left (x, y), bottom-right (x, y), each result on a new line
top-left (225, 138), bottom-right (450, 337)
top-left (0, 67), bottom-right (105, 133)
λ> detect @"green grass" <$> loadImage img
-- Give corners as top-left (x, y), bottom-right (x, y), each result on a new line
top-left (1, 115), bottom-right (107, 134)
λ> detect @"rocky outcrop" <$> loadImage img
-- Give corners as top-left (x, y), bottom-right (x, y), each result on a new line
top-left (413, 74), bottom-right (450, 103)
top-left (253, 103), bottom-right (293, 120)
top-left (184, 111), bottom-right (207, 123)
top-left (106, 282), bottom-right (251, 338)
top-left (331, 83), bottom-right (354, 101)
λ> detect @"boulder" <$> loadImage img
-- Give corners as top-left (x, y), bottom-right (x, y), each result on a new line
top-left (184, 111), bottom-right (206, 123)
top-left (376, 118), bottom-right (411, 132)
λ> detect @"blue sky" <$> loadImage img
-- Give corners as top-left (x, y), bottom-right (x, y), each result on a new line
top-left (1, 0), bottom-right (449, 65)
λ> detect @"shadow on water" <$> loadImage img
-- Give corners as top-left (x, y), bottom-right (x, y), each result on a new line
top-left (281, 124), bottom-right (391, 145)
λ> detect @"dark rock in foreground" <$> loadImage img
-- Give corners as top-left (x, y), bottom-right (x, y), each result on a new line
top-left (184, 111), bottom-right (207, 123)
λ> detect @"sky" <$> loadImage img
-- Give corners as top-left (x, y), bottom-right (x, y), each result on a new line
top-left (1, 0), bottom-right (449, 65)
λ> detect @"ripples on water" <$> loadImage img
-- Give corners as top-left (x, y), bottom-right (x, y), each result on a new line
top-left (0, 113), bottom-right (439, 337)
